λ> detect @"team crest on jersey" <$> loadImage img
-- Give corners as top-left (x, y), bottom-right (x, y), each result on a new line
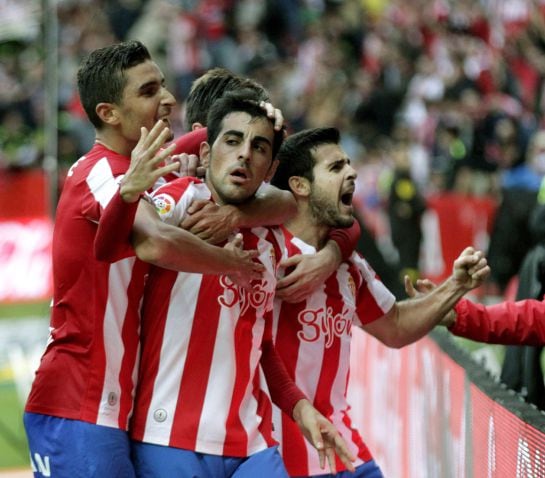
top-left (152, 193), bottom-right (175, 219)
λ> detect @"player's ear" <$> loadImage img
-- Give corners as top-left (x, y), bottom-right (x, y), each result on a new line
top-left (191, 122), bottom-right (204, 131)
top-left (288, 176), bottom-right (310, 197)
top-left (96, 103), bottom-right (120, 125)
top-left (199, 142), bottom-right (211, 168)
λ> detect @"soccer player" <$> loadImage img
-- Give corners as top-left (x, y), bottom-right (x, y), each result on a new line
top-left (268, 127), bottom-right (490, 477)
top-left (22, 41), bottom-right (272, 478)
top-left (128, 91), bottom-right (356, 477)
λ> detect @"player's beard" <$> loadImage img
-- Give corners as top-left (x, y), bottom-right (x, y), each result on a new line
top-left (308, 186), bottom-right (354, 229)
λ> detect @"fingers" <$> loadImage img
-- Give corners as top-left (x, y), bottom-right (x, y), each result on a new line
top-left (259, 101), bottom-right (284, 131)
top-left (275, 271), bottom-right (299, 290)
top-left (318, 448), bottom-right (326, 472)
top-left (276, 256), bottom-right (304, 289)
top-left (180, 203), bottom-right (213, 229)
top-left (332, 433), bottom-right (356, 472)
top-left (229, 232), bottom-right (244, 250)
top-left (416, 278), bottom-right (436, 292)
top-left (137, 122), bottom-right (173, 160)
top-left (404, 275), bottom-right (416, 297)
top-left (278, 255), bottom-right (303, 269)
top-left (155, 161), bottom-right (181, 179)
top-left (316, 419), bottom-right (355, 473)
top-left (470, 264), bottom-right (491, 282)
top-left (325, 447), bottom-right (336, 474)
top-left (275, 284), bottom-right (310, 303)
top-left (196, 166), bottom-right (207, 178)
top-left (177, 153), bottom-right (200, 177)
top-left (186, 199), bottom-right (213, 215)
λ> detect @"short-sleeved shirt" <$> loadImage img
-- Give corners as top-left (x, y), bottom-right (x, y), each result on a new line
top-left (25, 143), bottom-right (148, 430)
top-left (270, 226), bottom-right (396, 476)
top-left (130, 177), bottom-right (284, 457)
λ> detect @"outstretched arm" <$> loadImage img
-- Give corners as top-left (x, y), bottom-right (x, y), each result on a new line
top-left (449, 298), bottom-right (545, 345)
top-left (363, 247), bottom-right (490, 348)
top-left (131, 198), bottom-right (264, 278)
top-left (408, 276), bottom-right (545, 345)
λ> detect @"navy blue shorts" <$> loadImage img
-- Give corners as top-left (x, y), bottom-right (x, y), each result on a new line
top-left (295, 459), bottom-right (384, 478)
top-left (131, 441), bottom-right (289, 478)
top-left (23, 412), bottom-right (135, 478)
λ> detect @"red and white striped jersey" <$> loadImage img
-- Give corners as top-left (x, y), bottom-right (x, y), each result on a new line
top-left (25, 143), bottom-right (148, 430)
top-left (270, 226), bottom-right (396, 476)
top-left (130, 177), bottom-right (283, 457)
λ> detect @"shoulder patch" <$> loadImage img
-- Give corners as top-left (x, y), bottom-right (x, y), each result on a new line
top-left (152, 193), bottom-right (175, 219)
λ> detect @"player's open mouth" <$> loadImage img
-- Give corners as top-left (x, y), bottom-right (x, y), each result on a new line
top-left (230, 168), bottom-right (249, 183)
top-left (340, 190), bottom-right (354, 206)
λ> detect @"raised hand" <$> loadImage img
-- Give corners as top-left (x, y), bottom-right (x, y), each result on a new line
top-left (452, 246), bottom-right (490, 290)
top-left (120, 121), bottom-right (179, 202)
top-left (292, 399), bottom-right (356, 474)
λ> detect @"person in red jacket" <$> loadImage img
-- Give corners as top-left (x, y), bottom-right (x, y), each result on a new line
top-left (405, 277), bottom-right (545, 345)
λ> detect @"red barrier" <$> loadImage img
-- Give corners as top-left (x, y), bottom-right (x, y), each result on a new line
top-left (0, 218), bottom-right (53, 303)
top-left (0, 169), bottom-right (51, 219)
top-left (348, 329), bottom-right (545, 477)
top-left (0, 170), bottom-right (52, 303)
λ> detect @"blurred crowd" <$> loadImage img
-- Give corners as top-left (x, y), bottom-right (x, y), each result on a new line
top-left (4, 0), bottom-right (545, 290)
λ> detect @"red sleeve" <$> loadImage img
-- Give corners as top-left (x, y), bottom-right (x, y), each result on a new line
top-left (327, 220), bottom-right (361, 261)
top-left (94, 190), bottom-right (140, 262)
top-left (450, 298), bottom-right (545, 345)
top-left (170, 128), bottom-right (208, 155)
top-left (261, 337), bottom-right (306, 417)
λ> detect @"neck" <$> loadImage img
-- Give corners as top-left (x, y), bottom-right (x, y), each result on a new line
top-left (95, 131), bottom-right (133, 157)
top-left (284, 205), bottom-right (330, 250)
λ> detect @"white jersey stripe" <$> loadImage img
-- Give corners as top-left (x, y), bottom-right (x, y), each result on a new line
top-left (87, 157), bottom-right (121, 209)
top-left (142, 272), bottom-right (202, 444)
top-left (196, 305), bottom-right (237, 454)
top-left (97, 257), bottom-right (135, 427)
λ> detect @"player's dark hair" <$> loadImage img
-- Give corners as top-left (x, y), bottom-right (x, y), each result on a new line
top-left (77, 40), bottom-right (151, 128)
top-left (206, 89), bottom-right (284, 159)
top-left (185, 68), bottom-right (269, 127)
top-left (271, 127), bottom-right (341, 191)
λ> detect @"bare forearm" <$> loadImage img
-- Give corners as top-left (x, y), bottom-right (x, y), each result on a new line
top-left (391, 277), bottom-right (469, 347)
top-left (134, 222), bottom-right (242, 274)
top-left (133, 201), bottom-right (243, 274)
